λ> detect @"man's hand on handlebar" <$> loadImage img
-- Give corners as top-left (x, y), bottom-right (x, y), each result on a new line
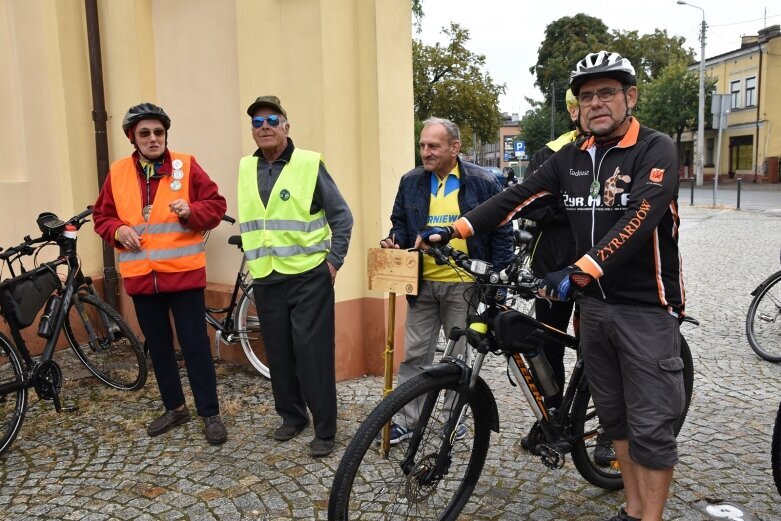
top-left (539, 265), bottom-right (593, 301)
top-left (414, 226), bottom-right (455, 251)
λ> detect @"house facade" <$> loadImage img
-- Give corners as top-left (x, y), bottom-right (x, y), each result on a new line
top-left (680, 25), bottom-right (781, 183)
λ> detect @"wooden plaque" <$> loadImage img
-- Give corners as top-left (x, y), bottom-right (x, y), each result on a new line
top-left (367, 248), bottom-right (419, 295)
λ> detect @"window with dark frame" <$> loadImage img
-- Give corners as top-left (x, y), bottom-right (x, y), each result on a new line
top-left (730, 135), bottom-right (753, 171)
top-left (745, 77), bottom-right (756, 107)
top-left (730, 80), bottom-right (741, 110)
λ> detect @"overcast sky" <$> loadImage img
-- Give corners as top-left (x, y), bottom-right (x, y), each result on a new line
top-left (418, 0), bottom-right (780, 116)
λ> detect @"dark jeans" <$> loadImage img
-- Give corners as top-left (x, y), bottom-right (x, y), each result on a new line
top-left (534, 297), bottom-right (575, 409)
top-left (132, 289), bottom-right (219, 417)
top-left (253, 262), bottom-right (336, 440)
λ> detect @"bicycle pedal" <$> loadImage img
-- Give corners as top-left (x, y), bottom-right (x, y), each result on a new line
top-left (538, 445), bottom-right (565, 469)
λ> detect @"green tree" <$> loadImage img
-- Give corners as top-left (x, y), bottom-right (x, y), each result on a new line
top-left (612, 29), bottom-right (694, 84)
top-left (413, 23), bottom-right (505, 146)
top-left (517, 98), bottom-right (574, 158)
top-left (635, 60), bottom-right (716, 149)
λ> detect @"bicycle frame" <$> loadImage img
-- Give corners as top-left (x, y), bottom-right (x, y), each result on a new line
top-left (204, 253), bottom-right (252, 355)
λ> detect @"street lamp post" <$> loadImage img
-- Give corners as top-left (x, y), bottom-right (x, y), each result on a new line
top-left (677, 0), bottom-right (707, 187)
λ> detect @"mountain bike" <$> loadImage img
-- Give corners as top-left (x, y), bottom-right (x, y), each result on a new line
top-left (0, 208), bottom-right (146, 456)
top-left (746, 251), bottom-right (781, 361)
top-left (328, 245), bottom-right (694, 520)
top-left (204, 216), bottom-right (268, 378)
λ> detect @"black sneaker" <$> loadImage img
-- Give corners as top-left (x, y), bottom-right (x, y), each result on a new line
top-left (520, 422), bottom-right (541, 455)
top-left (605, 507), bottom-right (640, 521)
top-left (273, 421), bottom-right (309, 441)
top-left (310, 436), bottom-right (335, 457)
top-left (203, 415), bottom-right (227, 445)
top-left (593, 432), bottom-right (616, 467)
top-left (147, 408), bottom-right (191, 437)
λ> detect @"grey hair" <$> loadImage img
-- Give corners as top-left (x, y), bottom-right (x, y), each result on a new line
top-left (422, 117), bottom-right (461, 143)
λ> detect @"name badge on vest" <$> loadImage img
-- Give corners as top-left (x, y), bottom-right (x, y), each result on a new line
top-left (280, 189), bottom-right (291, 201)
top-left (170, 180), bottom-right (182, 191)
top-left (172, 170), bottom-right (184, 180)
top-left (172, 159), bottom-right (183, 170)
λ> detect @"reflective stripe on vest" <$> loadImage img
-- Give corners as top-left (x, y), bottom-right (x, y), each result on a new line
top-left (110, 152), bottom-right (206, 278)
top-left (237, 148), bottom-right (330, 278)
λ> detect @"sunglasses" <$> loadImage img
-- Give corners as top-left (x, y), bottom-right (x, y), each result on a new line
top-left (252, 115), bottom-right (284, 128)
top-left (136, 128), bottom-right (166, 138)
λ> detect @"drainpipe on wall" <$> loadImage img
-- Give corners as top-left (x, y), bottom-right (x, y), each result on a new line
top-left (754, 41), bottom-right (762, 183)
top-left (85, 0), bottom-right (119, 310)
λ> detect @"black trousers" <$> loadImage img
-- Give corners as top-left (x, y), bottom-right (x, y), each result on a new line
top-left (253, 262), bottom-right (336, 440)
top-left (132, 289), bottom-right (219, 417)
top-left (534, 297), bottom-right (575, 409)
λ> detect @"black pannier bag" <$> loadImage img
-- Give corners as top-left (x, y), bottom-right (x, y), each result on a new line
top-left (492, 309), bottom-right (550, 354)
top-left (0, 265), bottom-right (60, 329)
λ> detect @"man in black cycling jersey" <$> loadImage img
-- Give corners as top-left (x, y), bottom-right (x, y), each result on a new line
top-left (418, 51), bottom-right (686, 521)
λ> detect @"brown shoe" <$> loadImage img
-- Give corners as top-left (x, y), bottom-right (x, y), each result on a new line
top-left (147, 408), bottom-right (191, 437)
top-left (310, 436), bottom-right (335, 457)
top-left (273, 421), bottom-right (309, 441)
top-left (203, 415), bottom-right (227, 445)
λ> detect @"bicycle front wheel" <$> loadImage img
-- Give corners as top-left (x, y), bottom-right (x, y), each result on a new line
top-left (64, 293), bottom-right (147, 391)
top-left (746, 270), bottom-right (781, 362)
top-left (0, 333), bottom-right (27, 456)
top-left (237, 286), bottom-right (270, 378)
top-left (772, 400), bottom-right (781, 496)
top-left (329, 370), bottom-right (491, 521)
top-left (570, 334), bottom-right (694, 490)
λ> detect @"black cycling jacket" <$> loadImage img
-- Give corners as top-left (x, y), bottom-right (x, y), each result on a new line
top-left (458, 118), bottom-right (685, 314)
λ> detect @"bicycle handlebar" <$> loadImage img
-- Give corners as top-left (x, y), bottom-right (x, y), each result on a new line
top-left (423, 245), bottom-right (540, 298)
top-left (222, 214), bottom-right (236, 224)
top-left (0, 207), bottom-right (93, 261)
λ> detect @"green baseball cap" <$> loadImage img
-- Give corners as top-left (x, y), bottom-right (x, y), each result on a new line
top-left (246, 95), bottom-right (287, 118)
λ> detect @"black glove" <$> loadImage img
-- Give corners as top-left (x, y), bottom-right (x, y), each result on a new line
top-left (540, 266), bottom-right (592, 301)
top-left (419, 226), bottom-right (454, 246)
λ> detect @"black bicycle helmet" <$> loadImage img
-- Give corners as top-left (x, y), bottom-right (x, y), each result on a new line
top-left (121, 103), bottom-right (171, 137)
top-left (568, 51), bottom-right (636, 95)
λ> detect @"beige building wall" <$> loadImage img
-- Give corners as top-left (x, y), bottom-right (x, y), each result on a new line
top-left (1, 0), bottom-right (414, 379)
top-left (687, 28), bottom-right (781, 183)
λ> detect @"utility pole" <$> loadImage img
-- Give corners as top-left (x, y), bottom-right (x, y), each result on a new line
top-left (550, 81), bottom-right (556, 141)
top-left (678, 0), bottom-right (707, 186)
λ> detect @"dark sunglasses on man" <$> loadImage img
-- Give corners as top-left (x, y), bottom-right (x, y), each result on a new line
top-left (252, 115), bottom-right (284, 128)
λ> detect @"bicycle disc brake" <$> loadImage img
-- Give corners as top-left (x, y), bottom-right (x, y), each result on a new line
top-left (32, 360), bottom-right (64, 411)
top-left (404, 453), bottom-right (444, 503)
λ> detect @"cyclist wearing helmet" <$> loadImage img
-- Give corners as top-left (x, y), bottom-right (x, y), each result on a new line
top-left (93, 102), bottom-right (229, 445)
top-left (420, 51), bottom-right (685, 521)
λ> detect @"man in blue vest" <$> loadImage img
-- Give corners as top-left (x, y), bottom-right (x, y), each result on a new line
top-left (379, 117), bottom-right (513, 444)
top-left (237, 96), bottom-right (353, 458)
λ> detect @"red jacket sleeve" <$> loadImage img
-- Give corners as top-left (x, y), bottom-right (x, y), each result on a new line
top-left (92, 173), bottom-right (125, 248)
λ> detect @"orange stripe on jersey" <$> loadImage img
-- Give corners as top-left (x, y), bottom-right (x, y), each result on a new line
top-left (652, 229), bottom-right (668, 306)
top-left (575, 255), bottom-right (602, 279)
top-left (498, 191), bottom-right (554, 227)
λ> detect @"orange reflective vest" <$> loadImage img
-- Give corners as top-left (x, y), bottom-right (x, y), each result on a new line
top-left (111, 152), bottom-right (206, 278)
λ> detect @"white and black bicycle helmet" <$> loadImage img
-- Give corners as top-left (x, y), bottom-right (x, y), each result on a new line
top-left (121, 102), bottom-right (171, 138)
top-left (569, 51), bottom-right (636, 95)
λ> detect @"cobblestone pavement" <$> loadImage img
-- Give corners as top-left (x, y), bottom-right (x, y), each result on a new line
top-left (1, 204), bottom-right (780, 520)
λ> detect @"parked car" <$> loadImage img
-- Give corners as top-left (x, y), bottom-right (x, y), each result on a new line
top-left (483, 166), bottom-right (504, 185)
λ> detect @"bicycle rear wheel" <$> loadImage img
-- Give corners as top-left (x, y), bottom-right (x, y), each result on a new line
top-left (569, 334), bottom-right (694, 490)
top-left (772, 400), bottom-right (781, 496)
top-left (237, 286), bottom-right (270, 378)
top-left (329, 370), bottom-right (491, 520)
top-left (0, 333), bottom-right (27, 456)
top-left (64, 293), bottom-right (147, 391)
top-left (746, 270), bottom-right (781, 362)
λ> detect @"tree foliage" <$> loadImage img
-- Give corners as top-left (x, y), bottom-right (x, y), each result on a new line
top-left (518, 98), bottom-right (576, 159)
top-left (526, 14), bottom-right (700, 151)
top-left (413, 23), bottom-right (505, 146)
top-left (635, 60), bottom-right (716, 147)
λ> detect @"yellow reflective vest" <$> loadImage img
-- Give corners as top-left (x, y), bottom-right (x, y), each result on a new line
top-left (111, 152), bottom-right (206, 278)
top-left (238, 149), bottom-right (331, 278)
